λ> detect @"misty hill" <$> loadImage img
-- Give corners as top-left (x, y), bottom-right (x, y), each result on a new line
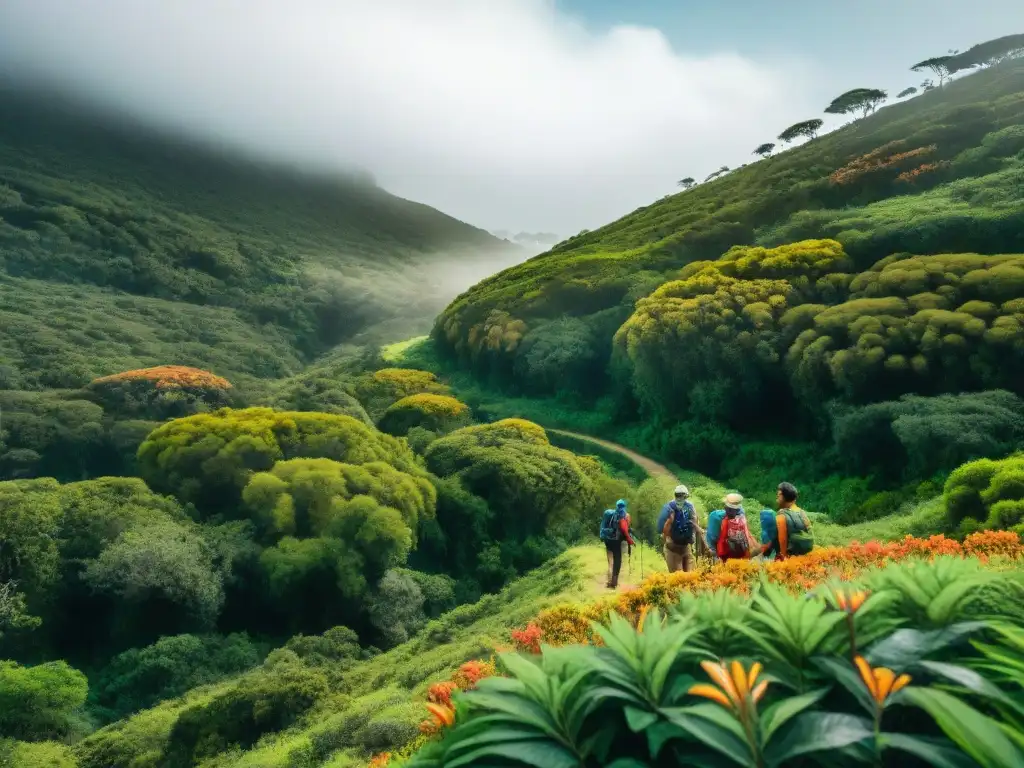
top-left (435, 57), bottom-right (1024, 400)
top-left (0, 81), bottom-right (523, 390)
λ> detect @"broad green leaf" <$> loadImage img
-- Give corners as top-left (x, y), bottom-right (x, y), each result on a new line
top-left (646, 721), bottom-right (690, 757)
top-left (905, 686), bottom-right (1024, 768)
top-left (443, 727), bottom-right (547, 756)
top-left (606, 760), bottom-right (651, 768)
top-left (918, 660), bottom-right (1021, 714)
top-left (624, 705), bottom-right (659, 733)
top-left (662, 704), bottom-right (754, 767)
top-left (759, 687), bottom-right (829, 743)
top-left (445, 740), bottom-right (580, 768)
top-left (866, 622), bottom-right (987, 669)
top-left (812, 657), bottom-right (875, 717)
top-left (763, 712), bottom-right (872, 765)
top-left (880, 732), bottom-right (977, 768)
top-left (928, 576), bottom-right (992, 625)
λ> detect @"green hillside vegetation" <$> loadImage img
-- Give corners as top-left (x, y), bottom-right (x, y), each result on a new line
top-left (428, 55), bottom-right (1024, 521)
top-left (0, 82), bottom-right (522, 392)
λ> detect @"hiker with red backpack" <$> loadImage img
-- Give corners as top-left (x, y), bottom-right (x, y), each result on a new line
top-left (599, 499), bottom-right (635, 589)
top-left (706, 493), bottom-right (756, 563)
top-left (659, 485), bottom-right (704, 572)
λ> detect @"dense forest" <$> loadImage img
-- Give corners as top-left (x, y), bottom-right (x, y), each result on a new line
top-left (3, 36), bottom-right (1024, 768)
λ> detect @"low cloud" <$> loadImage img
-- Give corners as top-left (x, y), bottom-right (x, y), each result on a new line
top-left (0, 0), bottom-right (820, 234)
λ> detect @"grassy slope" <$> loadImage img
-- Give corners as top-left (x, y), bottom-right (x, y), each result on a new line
top-left (436, 59), bottom-right (1024, 365)
top-left (73, 548), bottom-right (611, 768)
top-left (0, 83), bottom-right (522, 389)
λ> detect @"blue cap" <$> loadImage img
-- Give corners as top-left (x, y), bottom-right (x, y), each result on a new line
top-left (616, 499), bottom-right (627, 508)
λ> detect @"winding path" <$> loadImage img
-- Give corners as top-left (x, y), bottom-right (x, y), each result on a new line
top-left (547, 429), bottom-right (680, 484)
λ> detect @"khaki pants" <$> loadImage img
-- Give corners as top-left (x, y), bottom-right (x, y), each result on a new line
top-left (664, 543), bottom-right (693, 573)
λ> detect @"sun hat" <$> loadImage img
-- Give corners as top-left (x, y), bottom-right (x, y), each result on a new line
top-left (723, 492), bottom-right (744, 510)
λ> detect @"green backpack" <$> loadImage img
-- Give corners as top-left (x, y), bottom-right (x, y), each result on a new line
top-left (783, 508), bottom-right (814, 556)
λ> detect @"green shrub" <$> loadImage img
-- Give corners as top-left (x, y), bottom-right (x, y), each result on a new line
top-left (0, 660), bottom-right (88, 741)
top-left (0, 739), bottom-right (78, 768)
top-left (944, 453), bottom-right (1024, 531)
top-left (163, 662), bottom-right (328, 767)
top-left (137, 407), bottom-right (421, 517)
top-left (378, 394), bottom-right (471, 437)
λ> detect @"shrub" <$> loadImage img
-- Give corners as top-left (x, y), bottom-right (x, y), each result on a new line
top-left (0, 660), bottom-right (88, 741)
top-left (87, 366), bottom-right (234, 419)
top-left (91, 633), bottom-right (264, 720)
top-left (137, 407), bottom-right (420, 516)
top-left (353, 369), bottom-right (449, 419)
top-left (368, 570), bottom-right (427, 647)
top-left (945, 453), bottom-right (1024, 532)
top-left (378, 394), bottom-right (471, 437)
top-left (163, 662), bottom-right (328, 767)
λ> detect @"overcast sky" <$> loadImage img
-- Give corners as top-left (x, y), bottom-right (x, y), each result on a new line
top-left (1, 0), bottom-right (1022, 236)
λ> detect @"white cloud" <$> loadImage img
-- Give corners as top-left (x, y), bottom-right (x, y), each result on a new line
top-left (0, 0), bottom-right (820, 234)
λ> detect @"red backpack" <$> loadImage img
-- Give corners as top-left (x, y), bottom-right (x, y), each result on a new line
top-left (718, 510), bottom-right (750, 559)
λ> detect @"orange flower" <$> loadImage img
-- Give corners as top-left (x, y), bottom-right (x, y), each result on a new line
top-left (427, 681), bottom-right (457, 707)
top-left (368, 752), bottom-right (391, 768)
top-left (425, 702), bottom-right (455, 728)
top-left (854, 656), bottom-right (911, 707)
top-left (637, 604), bottom-right (651, 633)
top-left (689, 660), bottom-right (767, 715)
top-left (834, 588), bottom-right (869, 613)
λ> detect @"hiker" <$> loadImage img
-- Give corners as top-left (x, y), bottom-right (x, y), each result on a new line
top-left (708, 493), bottom-right (754, 563)
top-left (599, 499), bottom-right (635, 588)
top-left (660, 485), bottom-right (703, 572)
top-left (760, 482), bottom-right (815, 560)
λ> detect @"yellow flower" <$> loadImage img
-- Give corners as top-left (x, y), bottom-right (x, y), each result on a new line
top-left (854, 656), bottom-right (911, 707)
top-left (834, 587), bottom-right (869, 613)
top-left (637, 605), bottom-right (651, 633)
top-left (690, 660), bottom-right (767, 715)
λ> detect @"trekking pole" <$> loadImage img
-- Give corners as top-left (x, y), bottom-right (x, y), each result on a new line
top-left (640, 539), bottom-right (645, 580)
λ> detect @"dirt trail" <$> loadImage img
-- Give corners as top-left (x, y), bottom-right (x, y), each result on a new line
top-left (547, 429), bottom-right (681, 595)
top-left (547, 429), bottom-right (680, 484)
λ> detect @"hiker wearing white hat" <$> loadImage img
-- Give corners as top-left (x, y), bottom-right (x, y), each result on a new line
top-left (657, 485), bottom-right (703, 573)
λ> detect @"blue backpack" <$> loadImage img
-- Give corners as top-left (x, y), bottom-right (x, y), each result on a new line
top-left (669, 501), bottom-right (695, 545)
top-left (600, 508), bottom-right (624, 542)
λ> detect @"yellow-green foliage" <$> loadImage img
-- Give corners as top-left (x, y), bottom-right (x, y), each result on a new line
top-left (242, 458), bottom-right (435, 540)
top-left (353, 369), bottom-right (449, 419)
top-left (0, 740), bottom-right (78, 768)
top-left (136, 408), bottom-right (420, 516)
top-left (789, 253), bottom-right (1024, 403)
top-left (616, 243), bottom-right (1024, 420)
top-left (614, 240), bottom-right (848, 420)
top-left (945, 453), bottom-right (1024, 533)
top-left (433, 61), bottom-right (1024, 398)
top-left (424, 419), bottom-right (603, 533)
top-left (379, 394), bottom-right (472, 436)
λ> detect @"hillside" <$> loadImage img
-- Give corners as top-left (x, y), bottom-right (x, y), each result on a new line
top-left (0, 80), bottom-right (523, 391)
top-left (435, 58), bottom-right (1024, 398)
top-left (425, 57), bottom-right (1024, 522)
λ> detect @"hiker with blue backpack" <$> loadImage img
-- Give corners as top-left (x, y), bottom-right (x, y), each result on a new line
top-left (600, 499), bottom-right (635, 588)
top-left (658, 485), bottom-right (703, 572)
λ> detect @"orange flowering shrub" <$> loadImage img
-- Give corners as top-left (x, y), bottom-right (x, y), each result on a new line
top-left (510, 623), bottom-right (543, 654)
top-left (91, 365), bottom-right (232, 390)
top-left (895, 161), bottom-right (948, 183)
top-left (519, 531), bottom-right (1023, 647)
top-left (88, 366), bottom-right (234, 419)
top-left (368, 753), bottom-right (391, 768)
top-left (449, 660), bottom-right (496, 690)
top-left (426, 681), bottom-right (457, 707)
top-left (829, 142), bottom-right (938, 185)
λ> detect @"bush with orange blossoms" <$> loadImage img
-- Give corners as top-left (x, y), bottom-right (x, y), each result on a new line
top-left (426, 681), bottom-right (457, 707)
top-left (91, 365), bottom-right (232, 390)
top-left (449, 659), bottom-right (496, 690)
top-left (509, 623), bottom-right (543, 654)
top-left (828, 142), bottom-right (938, 185)
top-left (517, 531), bottom-right (1023, 646)
top-left (368, 752), bottom-right (391, 768)
top-left (895, 161), bottom-right (949, 183)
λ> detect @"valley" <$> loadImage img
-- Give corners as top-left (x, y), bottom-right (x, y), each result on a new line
top-left (2, 37), bottom-right (1024, 768)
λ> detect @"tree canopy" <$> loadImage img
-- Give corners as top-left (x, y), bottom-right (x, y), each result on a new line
top-left (137, 407), bottom-right (420, 516)
top-left (753, 142), bottom-right (776, 157)
top-left (777, 119), bottom-right (823, 143)
top-left (898, 87), bottom-right (918, 98)
top-left (824, 88), bottom-right (888, 118)
top-left (911, 56), bottom-right (954, 87)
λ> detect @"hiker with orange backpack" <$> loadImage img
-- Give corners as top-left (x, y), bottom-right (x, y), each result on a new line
top-left (706, 493), bottom-right (755, 563)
